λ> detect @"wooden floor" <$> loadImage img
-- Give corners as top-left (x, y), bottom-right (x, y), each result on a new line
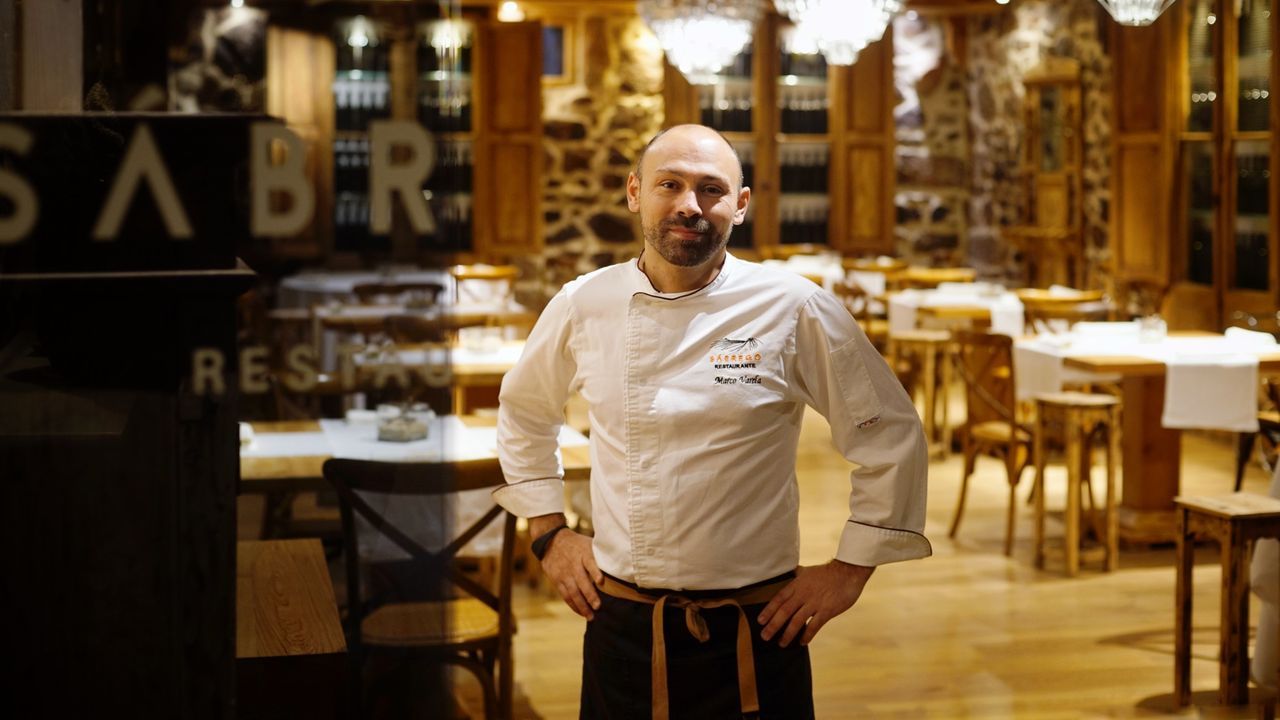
top-left (502, 410), bottom-right (1278, 720)
top-left (238, 407), bottom-right (1280, 718)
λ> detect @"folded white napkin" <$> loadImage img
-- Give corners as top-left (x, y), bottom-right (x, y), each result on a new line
top-left (1162, 354), bottom-right (1260, 433)
top-left (1225, 326), bottom-right (1279, 347)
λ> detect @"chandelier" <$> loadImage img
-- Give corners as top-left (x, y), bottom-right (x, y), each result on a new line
top-left (637, 0), bottom-right (765, 85)
top-left (773, 0), bottom-right (899, 66)
top-left (1096, 0), bottom-right (1179, 26)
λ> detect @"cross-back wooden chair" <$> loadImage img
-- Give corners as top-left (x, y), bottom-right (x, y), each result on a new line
top-left (449, 264), bottom-right (520, 306)
top-left (951, 330), bottom-right (1034, 555)
top-left (1024, 299), bottom-right (1116, 334)
top-left (833, 278), bottom-right (888, 351)
top-left (324, 457), bottom-right (516, 720)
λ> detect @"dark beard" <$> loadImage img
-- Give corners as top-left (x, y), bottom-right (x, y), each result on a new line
top-left (643, 215), bottom-right (731, 267)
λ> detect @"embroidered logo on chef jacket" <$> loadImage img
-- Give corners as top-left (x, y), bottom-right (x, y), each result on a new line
top-left (708, 337), bottom-right (765, 385)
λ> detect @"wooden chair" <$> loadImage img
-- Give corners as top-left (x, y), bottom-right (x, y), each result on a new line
top-left (833, 278), bottom-right (888, 351)
top-left (449, 264), bottom-right (520, 305)
top-left (1023, 298), bottom-right (1116, 333)
top-left (324, 458), bottom-right (516, 720)
top-left (951, 330), bottom-right (1033, 555)
top-left (1236, 377), bottom-right (1280, 491)
top-left (1032, 391), bottom-right (1121, 575)
top-left (1174, 493), bottom-right (1280, 708)
top-left (888, 329), bottom-right (953, 456)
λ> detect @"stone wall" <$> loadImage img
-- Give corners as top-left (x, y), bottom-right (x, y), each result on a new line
top-left (894, 15), bottom-right (970, 267)
top-left (964, 0), bottom-right (1112, 286)
top-left (535, 15), bottom-right (664, 297)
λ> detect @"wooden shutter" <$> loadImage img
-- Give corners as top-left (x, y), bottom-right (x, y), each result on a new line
top-left (1110, 19), bottom-right (1175, 285)
top-left (473, 21), bottom-right (542, 260)
top-left (830, 29), bottom-right (895, 255)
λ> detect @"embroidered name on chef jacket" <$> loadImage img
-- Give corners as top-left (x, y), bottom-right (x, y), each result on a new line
top-left (708, 337), bottom-right (766, 385)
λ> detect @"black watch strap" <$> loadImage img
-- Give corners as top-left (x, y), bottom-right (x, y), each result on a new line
top-left (531, 523), bottom-right (570, 561)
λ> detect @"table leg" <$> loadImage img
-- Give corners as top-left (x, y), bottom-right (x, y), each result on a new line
top-left (1034, 407), bottom-right (1047, 570)
top-left (1120, 375), bottom-right (1182, 544)
top-left (1220, 527), bottom-right (1251, 705)
top-left (922, 346), bottom-right (937, 452)
top-left (1174, 507), bottom-right (1192, 708)
top-left (1065, 415), bottom-right (1081, 578)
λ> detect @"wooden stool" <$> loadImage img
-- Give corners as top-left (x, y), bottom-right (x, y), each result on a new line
top-left (889, 329), bottom-right (952, 458)
top-left (1174, 493), bottom-right (1280, 708)
top-left (1032, 392), bottom-right (1121, 576)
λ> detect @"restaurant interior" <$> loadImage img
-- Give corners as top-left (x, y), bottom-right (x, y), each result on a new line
top-left (6, 0), bottom-right (1280, 717)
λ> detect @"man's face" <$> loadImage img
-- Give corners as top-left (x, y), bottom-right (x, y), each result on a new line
top-left (626, 128), bottom-right (750, 268)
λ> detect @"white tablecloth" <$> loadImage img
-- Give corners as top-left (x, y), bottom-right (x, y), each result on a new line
top-left (1013, 328), bottom-right (1275, 432)
top-left (889, 284), bottom-right (1025, 336)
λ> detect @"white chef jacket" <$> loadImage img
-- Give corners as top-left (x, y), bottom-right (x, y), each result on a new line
top-left (494, 252), bottom-right (930, 591)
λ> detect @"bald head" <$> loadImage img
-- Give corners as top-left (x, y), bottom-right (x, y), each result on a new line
top-left (635, 124), bottom-right (745, 192)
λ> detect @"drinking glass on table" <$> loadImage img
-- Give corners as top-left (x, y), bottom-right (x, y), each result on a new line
top-left (1139, 314), bottom-right (1167, 343)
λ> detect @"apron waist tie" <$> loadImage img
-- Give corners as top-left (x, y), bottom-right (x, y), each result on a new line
top-left (598, 575), bottom-right (791, 720)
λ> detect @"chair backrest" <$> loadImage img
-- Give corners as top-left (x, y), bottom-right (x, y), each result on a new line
top-left (954, 330), bottom-right (1020, 430)
top-left (352, 282), bottom-right (446, 306)
top-left (1024, 299), bottom-right (1116, 332)
top-left (832, 278), bottom-right (872, 321)
top-left (322, 457), bottom-right (515, 646)
top-left (449, 263), bottom-right (518, 301)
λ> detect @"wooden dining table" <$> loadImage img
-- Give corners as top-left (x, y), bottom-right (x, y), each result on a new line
top-left (240, 415), bottom-right (591, 495)
top-left (1024, 333), bottom-right (1280, 543)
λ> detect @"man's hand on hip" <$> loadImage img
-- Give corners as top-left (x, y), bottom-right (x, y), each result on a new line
top-left (530, 514), bottom-right (604, 620)
top-left (756, 560), bottom-right (874, 648)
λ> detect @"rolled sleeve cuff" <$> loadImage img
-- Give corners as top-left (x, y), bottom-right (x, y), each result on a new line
top-left (492, 477), bottom-right (566, 519)
top-left (835, 520), bottom-right (932, 567)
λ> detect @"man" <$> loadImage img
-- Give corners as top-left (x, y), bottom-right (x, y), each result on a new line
top-left (494, 124), bottom-right (930, 719)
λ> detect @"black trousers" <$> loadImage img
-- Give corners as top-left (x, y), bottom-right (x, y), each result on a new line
top-left (580, 579), bottom-right (815, 720)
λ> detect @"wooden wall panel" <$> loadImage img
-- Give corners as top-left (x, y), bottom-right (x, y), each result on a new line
top-left (847, 39), bottom-right (888, 134)
top-left (1114, 24), bottom-right (1164, 135)
top-left (487, 143), bottom-right (536, 254)
top-left (848, 145), bottom-right (886, 243)
top-left (474, 21), bottom-right (542, 260)
top-left (662, 62), bottom-right (699, 127)
top-left (1110, 18), bottom-right (1174, 285)
top-left (484, 23), bottom-right (540, 133)
top-left (1114, 145), bottom-right (1166, 280)
top-left (266, 26), bottom-right (333, 259)
top-left (832, 33), bottom-right (895, 255)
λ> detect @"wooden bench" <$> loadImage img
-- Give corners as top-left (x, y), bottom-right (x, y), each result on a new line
top-left (237, 539), bottom-right (347, 719)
